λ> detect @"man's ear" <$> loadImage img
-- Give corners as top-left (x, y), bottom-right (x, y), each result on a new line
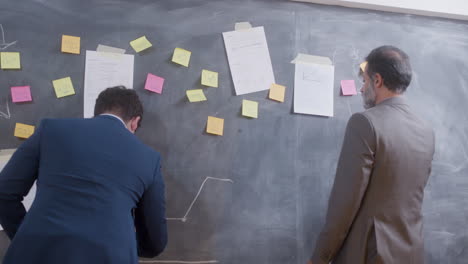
top-left (373, 73), bottom-right (384, 88)
top-left (129, 116), bottom-right (141, 133)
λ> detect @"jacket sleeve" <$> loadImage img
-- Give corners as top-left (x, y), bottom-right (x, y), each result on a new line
top-left (311, 113), bottom-right (376, 263)
top-left (135, 155), bottom-right (168, 258)
top-left (0, 121), bottom-right (43, 239)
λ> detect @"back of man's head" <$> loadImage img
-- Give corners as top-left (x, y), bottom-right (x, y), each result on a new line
top-left (366, 45), bottom-right (412, 94)
top-left (94, 86), bottom-right (143, 127)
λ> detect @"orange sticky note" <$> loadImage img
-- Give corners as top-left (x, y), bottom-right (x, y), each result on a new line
top-left (14, 123), bottom-right (35, 139)
top-left (61, 35), bottom-right (81, 54)
top-left (52, 77), bottom-right (75, 98)
top-left (269, 83), bottom-right (286, 102)
top-left (172, 48), bottom-right (191, 67)
top-left (206, 116), bottom-right (224, 136)
top-left (1, 52), bottom-right (21, 69)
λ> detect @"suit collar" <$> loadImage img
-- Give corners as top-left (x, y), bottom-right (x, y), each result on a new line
top-left (96, 114), bottom-right (127, 128)
top-left (377, 96), bottom-right (408, 107)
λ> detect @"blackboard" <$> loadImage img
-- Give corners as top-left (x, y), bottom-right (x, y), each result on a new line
top-left (1, 0), bottom-right (468, 263)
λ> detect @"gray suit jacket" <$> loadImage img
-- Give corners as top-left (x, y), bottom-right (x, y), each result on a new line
top-left (311, 97), bottom-right (435, 264)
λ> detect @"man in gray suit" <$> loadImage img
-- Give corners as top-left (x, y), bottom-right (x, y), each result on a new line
top-left (308, 46), bottom-right (435, 264)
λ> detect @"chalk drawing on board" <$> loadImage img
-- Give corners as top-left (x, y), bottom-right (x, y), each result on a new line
top-left (0, 100), bottom-right (11, 119)
top-left (166, 177), bottom-right (233, 222)
top-left (140, 260), bottom-right (218, 263)
top-left (0, 24), bottom-right (17, 50)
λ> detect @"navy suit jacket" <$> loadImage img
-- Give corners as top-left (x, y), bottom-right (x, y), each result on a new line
top-left (0, 115), bottom-right (167, 264)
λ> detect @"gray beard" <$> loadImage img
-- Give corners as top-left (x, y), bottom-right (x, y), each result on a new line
top-left (362, 83), bottom-right (377, 109)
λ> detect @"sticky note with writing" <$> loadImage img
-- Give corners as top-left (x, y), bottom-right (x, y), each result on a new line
top-left (61, 35), bottom-right (81, 54)
top-left (172, 48), bottom-right (191, 67)
top-left (14, 123), bottom-right (35, 139)
top-left (11, 86), bottom-right (32, 103)
top-left (52, 77), bottom-right (75, 98)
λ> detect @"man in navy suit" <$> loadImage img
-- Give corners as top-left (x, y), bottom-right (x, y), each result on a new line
top-left (0, 86), bottom-right (167, 263)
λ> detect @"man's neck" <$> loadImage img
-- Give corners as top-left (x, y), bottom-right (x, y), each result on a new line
top-left (376, 88), bottom-right (401, 105)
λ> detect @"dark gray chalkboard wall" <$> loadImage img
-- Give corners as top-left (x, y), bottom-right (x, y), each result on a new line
top-left (1, 0), bottom-right (467, 263)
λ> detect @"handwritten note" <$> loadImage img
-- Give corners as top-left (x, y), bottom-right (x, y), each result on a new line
top-left (201, 69), bottom-right (218, 88)
top-left (186, 89), bottom-right (207, 102)
top-left (172, 48), bottom-right (191, 67)
top-left (206, 116), bottom-right (224, 136)
top-left (242, 99), bottom-right (258, 118)
top-left (14, 123), bottom-right (35, 139)
top-left (52, 77), bottom-right (75, 98)
top-left (11, 86), bottom-right (32, 103)
top-left (269, 83), bottom-right (286, 102)
top-left (130, 36), bottom-right (152, 53)
top-left (145, 73), bottom-right (164, 94)
top-left (1, 52), bottom-right (21, 69)
top-left (61, 35), bottom-right (81, 54)
top-left (360, 61), bottom-right (367, 72)
top-left (84, 51), bottom-right (134, 118)
top-left (341, 80), bottom-right (357, 96)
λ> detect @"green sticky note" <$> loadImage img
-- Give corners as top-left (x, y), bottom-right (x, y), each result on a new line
top-left (130, 36), bottom-right (152, 53)
top-left (52, 77), bottom-right (75, 98)
top-left (242, 99), bottom-right (258, 118)
top-left (1, 52), bottom-right (21, 69)
top-left (186, 89), bottom-right (207, 102)
top-left (201, 69), bottom-right (218, 88)
top-left (172, 47), bottom-right (191, 67)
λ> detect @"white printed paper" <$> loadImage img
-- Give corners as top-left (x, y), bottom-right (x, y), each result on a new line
top-left (84, 50), bottom-right (134, 118)
top-left (294, 62), bottom-right (334, 117)
top-left (223, 26), bottom-right (275, 95)
top-left (0, 149), bottom-right (37, 230)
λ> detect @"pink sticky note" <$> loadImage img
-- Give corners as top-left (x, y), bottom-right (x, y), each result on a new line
top-left (11, 86), bottom-right (32, 103)
top-left (145, 73), bottom-right (164, 94)
top-left (341, 80), bottom-right (357, 96)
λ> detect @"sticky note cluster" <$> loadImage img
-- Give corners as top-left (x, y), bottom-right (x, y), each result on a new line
top-left (52, 77), bottom-right (75, 98)
top-left (1, 52), bottom-right (21, 69)
top-left (61, 35), bottom-right (81, 54)
top-left (11, 86), bottom-right (32, 103)
top-left (14, 123), bottom-right (35, 139)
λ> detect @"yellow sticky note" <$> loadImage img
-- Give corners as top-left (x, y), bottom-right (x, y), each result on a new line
top-left (269, 83), bottom-right (286, 102)
top-left (130, 36), bottom-right (152, 53)
top-left (172, 48), bottom-right (191, 67)
top-left (206, 116), bottom-right (224, 136)
top-left (14, 123), bottom-right (35, 139)
top-left (52, 77), bottom-right (75, 98)
top-left (242, 99), bottom-right (258, 118)
top-left (360, 61), bottom-right (368, 72)
top-left (186, 89), bottom-right (207, 102)
top-left (201, 69), bottom-right (218, 88)
top-left (1, 52), bottom-right (21, 69)
top-left (61, 35), bottom-right (81, 54)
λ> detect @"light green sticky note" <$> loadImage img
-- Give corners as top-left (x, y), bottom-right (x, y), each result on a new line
top-left (130, 36), bottom-right (152, 53)
top-left (186, 89), bottom-right (207, 102)
top-left (1, 52), bottom-right (21, 69)
top-left (201, 69), bottom-right (218, 88)
top-left (52, 77), bottom-right (75, 98)
top-left (242, 99), bottom-right (258, 118)
top-left (172, 48), bottom-right (191, 67)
